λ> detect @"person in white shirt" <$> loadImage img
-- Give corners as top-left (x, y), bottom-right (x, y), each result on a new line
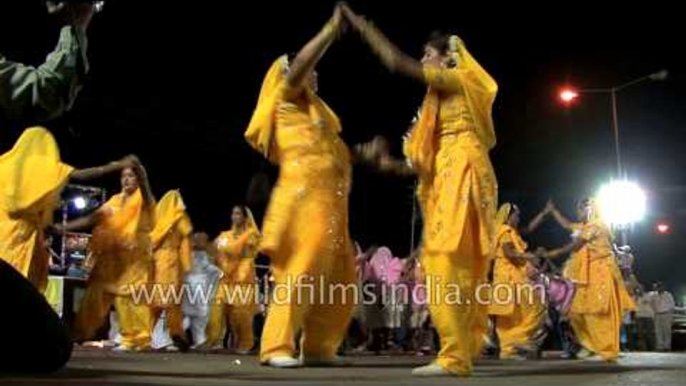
top-left (183, 233), bottom-right (223, 349)
top-left (634, 286), bottom-right (656, 351)
top-left (651, 282), bottom-right (675, 351)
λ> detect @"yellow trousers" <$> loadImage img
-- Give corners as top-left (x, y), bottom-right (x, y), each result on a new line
top-left (422, 208), bottom-right (489, 376)
top-left (206, 303), bottom-right (255, 351)
top-left (73, 285), bottom-right (152, 350)
top-left (495, 299), bottom-right (545, 357)
top-left (570, 278), bottom-right (622, 360)
top-left (259, 244), bottom-right (355, 362)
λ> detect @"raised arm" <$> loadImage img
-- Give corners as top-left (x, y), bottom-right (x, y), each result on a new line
top-left (134, 161), bottom-right (155, 208)
top-left (0, 3), bottom-right (93, 122)
top-left (69, 155), bottom-right (137, 181)
top-left (286, 6), bottom-right (345, 93)
top-left (521, 201), bottom-right (553, 235)
top-left (550, 202), bottom-right (575, 231)
top-left (341, 5), bottom-right (424, 83)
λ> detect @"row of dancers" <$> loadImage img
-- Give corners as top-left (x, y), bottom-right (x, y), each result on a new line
top-left (0, 4), bottom-right (635, 377)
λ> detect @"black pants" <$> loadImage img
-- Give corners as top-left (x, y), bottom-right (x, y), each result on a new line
top-left (635, 317), bottom-right (656, 352)
top-left (0, 260), bottom-right (72, 373)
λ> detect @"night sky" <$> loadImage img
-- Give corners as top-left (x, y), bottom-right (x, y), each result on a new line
top-left (2, 1), bottom-right (684, 296)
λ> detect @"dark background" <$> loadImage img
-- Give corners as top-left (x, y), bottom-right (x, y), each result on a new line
top-left (1, 1), bottom-right (684, 298)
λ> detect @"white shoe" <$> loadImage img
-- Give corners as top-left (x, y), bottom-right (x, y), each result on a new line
top-left (576, 348), bottom-right (594, 359)
top-left (163, 345), bottom-right (180, 352)
top-left (411, 363), bottom-right (453, 377)
top-left (265, 356), bottom-right (300, 368)
top-left (235, 349), bottom-right (251, 355)
top-left (299, 355), bottom-right (352, 367)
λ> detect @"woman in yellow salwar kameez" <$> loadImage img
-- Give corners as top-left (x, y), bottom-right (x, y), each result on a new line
top-left (0, 127), bottom-right (136, 291)
top-left (490, 203), bottom-right (548, 360)
top-left (342, 5), bottom-right (498, 376)
top-left (206, 205), bottom-right (259, 353)
top-left (545, 198), bottom-right (635, 361)
top-left (59, 160), bottom-right (157, 352)
top-left (244, 7), bottom-right (355, 368)
top-left (149, 190), bottom-right (193, 351)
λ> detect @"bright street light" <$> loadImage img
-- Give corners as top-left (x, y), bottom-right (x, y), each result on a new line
top-left (559, 88), bottom-right (579, 104)
top-left (656, 223), bottom-right (671, 234)
top-left (557, 69), bottom-right (668, 178)
top-left (596, 180), bottom-right (646, 227)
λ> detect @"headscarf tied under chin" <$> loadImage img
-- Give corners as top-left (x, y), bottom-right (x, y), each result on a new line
top-left (404, 35), bottom-right (498, 180)
top-left (244, 55), bottom-right (342, 164)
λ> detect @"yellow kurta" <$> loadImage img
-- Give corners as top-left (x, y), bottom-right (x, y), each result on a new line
top-left (150, 190), bottom-right (193, 338)
top-left (0, 128), bottom-right (74, 291)
top-left (206, 227), bottom-right (259, 351)
top-left (404, 41), bottom-right (498, 375)
top-left (489, 224), bottom-right (545, 357)
top-left (566, 219), bottom-right (635, 360)
top-left (73, 189), bottom-right (155, 350)
top-left (245, 56), bottom-right (355, 362)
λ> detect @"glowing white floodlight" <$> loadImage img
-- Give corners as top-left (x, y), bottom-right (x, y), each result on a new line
top-left (72, 196), bottom-right (88, 211)
top-left (597, 180), bottom-right (646, 226)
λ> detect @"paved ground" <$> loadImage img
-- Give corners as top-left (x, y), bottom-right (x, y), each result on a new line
top-left (2, 348), bottom-right (686, 385)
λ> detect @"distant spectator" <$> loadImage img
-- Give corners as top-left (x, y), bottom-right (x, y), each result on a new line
top-left (651, 282), bottom-right (675, 351)
top-left (634, 286), bottom-right (656, 351)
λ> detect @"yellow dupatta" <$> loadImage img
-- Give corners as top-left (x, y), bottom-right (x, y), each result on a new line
top-left (0, 127), bottom-right (74, 288)
top-left (404, 36), bottom-right (498, 180)
top-left (244, 55), bottom-right (342, 164)
top-left (89, 188), bottom-right (156, 293)
top-left (574, 198), bottom-right (607, 286)
top-left (0, 127), bottom-right (74, 223)
top-left (216, 207), bottom-right (260, 287)
top-left (494, 203), bottom-right (528, 256)
top-left (233, 207), bottom-right (260, 237)
top-left (150, 190), bottom-right (192, 248)
top-left (217, 207), bottom-right (261, 256)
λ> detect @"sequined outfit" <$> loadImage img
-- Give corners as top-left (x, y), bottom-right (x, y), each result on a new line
top-left (565, 220), bottom-right (635, 360)
top-left (245, 59), bottom-right (355, 362)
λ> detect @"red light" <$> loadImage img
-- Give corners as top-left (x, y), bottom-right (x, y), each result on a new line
top-left (657, 223), bottom-right (670, 234)
top-left (559, 88), bottom-right (579, 104)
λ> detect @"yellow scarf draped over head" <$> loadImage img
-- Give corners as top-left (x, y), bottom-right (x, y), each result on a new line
top-left (0, 127), bottom-right (74, 224)
top-left (244, 55), bottom-right (342, 163)
top-left (495, 202), bottom-right (526, 250)
top-left (405, 36), bottom-right (498, 178)
top-left (575, 197), bottom-right (610, 284)
top-left (232, 206), bottom-right (260, 236)
top-left (495, 203), bottom-right (513, 229)
top-left (150, 190), bottom-right (192, 248)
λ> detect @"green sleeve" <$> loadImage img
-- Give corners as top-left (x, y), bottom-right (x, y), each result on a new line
top-left (0, 26), bottom-right (89, 123)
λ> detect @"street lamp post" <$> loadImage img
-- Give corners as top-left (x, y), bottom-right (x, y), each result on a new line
top-left (559, 70), bottom-right (667, 244)
top-left (560, 69), bottom-right (668, 178)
